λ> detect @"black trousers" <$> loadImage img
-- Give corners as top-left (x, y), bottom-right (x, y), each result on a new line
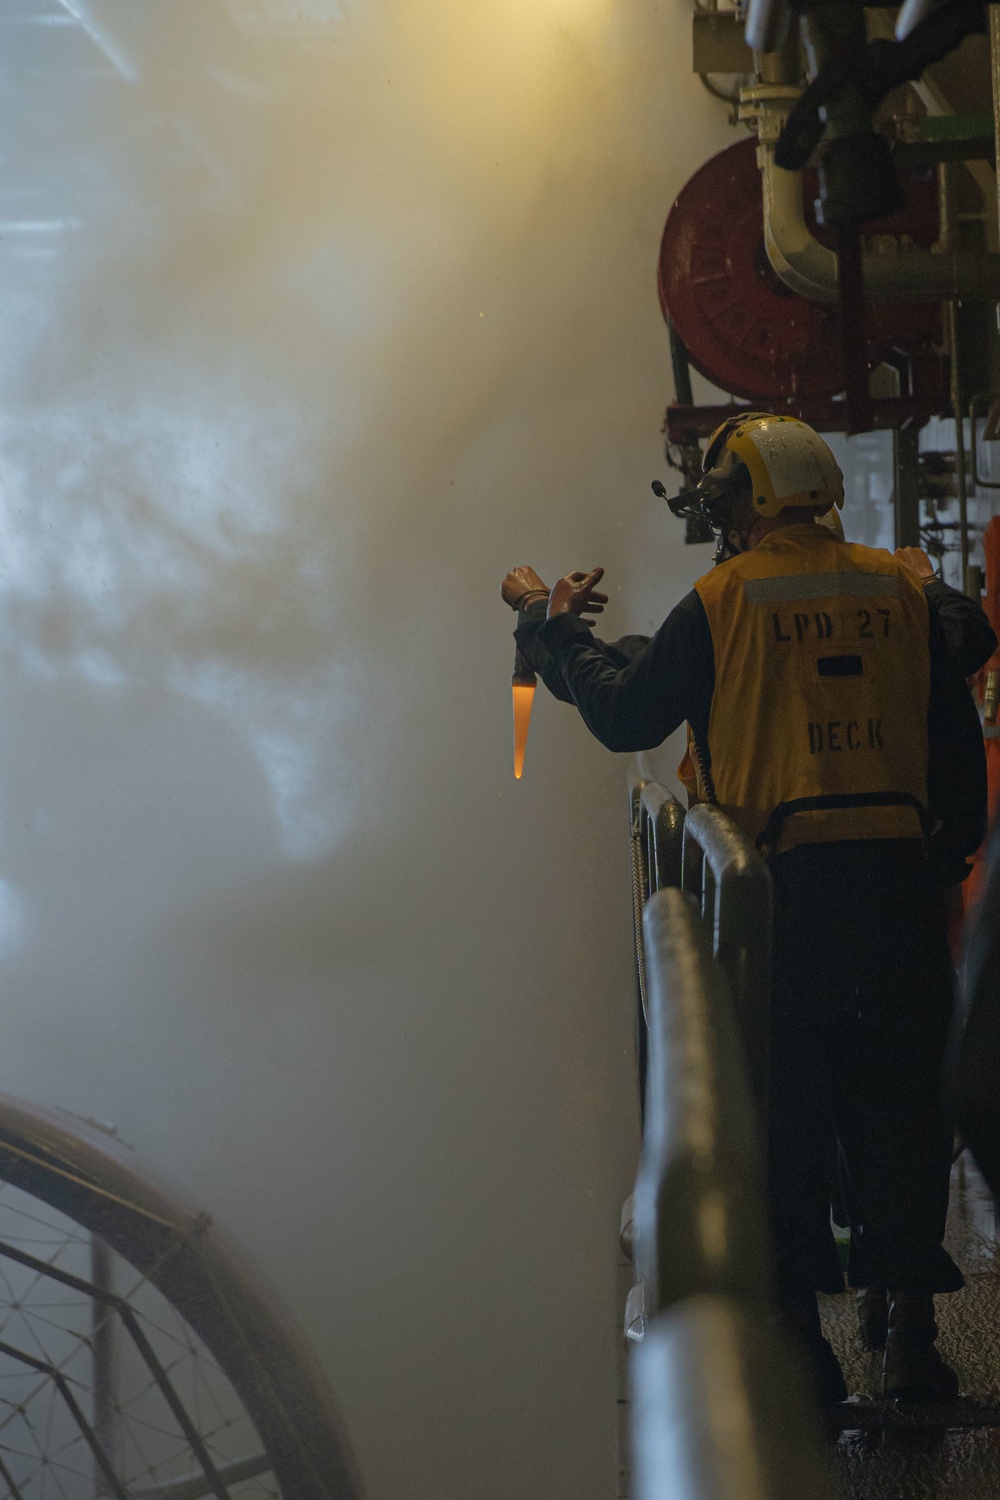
top-left (768, 839), bottom-right (963, 1296)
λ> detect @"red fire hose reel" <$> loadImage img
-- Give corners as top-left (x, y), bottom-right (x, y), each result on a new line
top-left (658, 137), bottom-right (945, 405)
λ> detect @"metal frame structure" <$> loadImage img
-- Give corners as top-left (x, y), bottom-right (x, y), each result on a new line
top-left (0, 1095), bottom-right (364, 1500)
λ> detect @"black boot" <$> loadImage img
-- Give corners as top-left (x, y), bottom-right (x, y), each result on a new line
top-left (856, 1286), bottom-right (888, 1351)
top-left (882, 1288), bottom-right (959, 1402)
top-left (779, 1289), bottom-right (848, 1406)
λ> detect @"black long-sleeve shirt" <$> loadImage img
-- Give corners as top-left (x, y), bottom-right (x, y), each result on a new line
top-left (515, 583), bottom-right (988, 883)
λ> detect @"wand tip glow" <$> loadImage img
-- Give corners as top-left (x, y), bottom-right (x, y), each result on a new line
top-left (512, 679), bottom-right (536, 779)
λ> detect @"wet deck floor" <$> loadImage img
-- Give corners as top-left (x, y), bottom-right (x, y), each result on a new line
top-left (821, 1158), bottom-right (1000, 1498)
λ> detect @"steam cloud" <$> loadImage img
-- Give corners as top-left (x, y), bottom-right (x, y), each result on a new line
top-left (0, 3), bottom-right (733, 1496)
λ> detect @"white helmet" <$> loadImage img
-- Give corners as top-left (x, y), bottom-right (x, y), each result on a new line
top-left (702, 412), bottom-right (844, 518)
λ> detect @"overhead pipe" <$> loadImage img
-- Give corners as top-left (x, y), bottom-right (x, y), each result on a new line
top-left (742, 84), bottom-right (1000, 304)
top-left (744, 0), bottom-right (792, 56)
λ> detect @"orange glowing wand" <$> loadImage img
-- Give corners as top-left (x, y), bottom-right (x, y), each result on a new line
top-left (512, 646), bottom-right (536, 780)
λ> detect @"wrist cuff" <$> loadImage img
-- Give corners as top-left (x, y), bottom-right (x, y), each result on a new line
top-left (538, 611), bottom-right (591, 645)
top-left (516, 589), bottom-right (549, 609)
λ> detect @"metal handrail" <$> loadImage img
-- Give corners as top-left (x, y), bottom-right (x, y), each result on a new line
top-left (631, 1296), bottom-right (830, 1500)
top-left (631, 888), bottom-right (829, 1500)
top-left (682, 803), bottom-right (773, 1120)
top-left (629, 781), bottom-right (688, 1120)
top-left (634, 889), bottom-right (770, 1310)
top-left (624, 787), bottom-right (827, 1497)
top-left (628, 781), bottom-right (772, 1119)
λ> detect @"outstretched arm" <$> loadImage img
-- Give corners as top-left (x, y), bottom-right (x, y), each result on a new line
top-left (503, 563), bottom-right (616, 706)
top-left (535, 571), bottom-right (714, 753)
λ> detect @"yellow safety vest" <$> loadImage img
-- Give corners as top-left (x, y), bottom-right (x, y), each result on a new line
top-left (693, 524), bottom-right (931, 853)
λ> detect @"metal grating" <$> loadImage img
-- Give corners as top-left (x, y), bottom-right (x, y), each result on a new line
top-left (0, 1182), bottom-right (277, 1500)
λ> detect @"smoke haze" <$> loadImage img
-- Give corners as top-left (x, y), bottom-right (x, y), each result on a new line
top-left (0, 2), bottom-right (731, 1496)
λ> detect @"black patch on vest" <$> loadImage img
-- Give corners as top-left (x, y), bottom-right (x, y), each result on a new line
top-left (817, 654), bottom-right (864, 678)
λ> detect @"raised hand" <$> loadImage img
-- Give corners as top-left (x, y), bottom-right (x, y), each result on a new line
top-left (501, 565), bottom-right (550, 610)
top-left (547, 567), bottom-right (608, 625)
top-left (894, 546), bottom-right (936, 582)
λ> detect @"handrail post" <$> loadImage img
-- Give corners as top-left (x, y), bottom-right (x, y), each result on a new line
top-left (630, 780), bottom-right (687, 1121)
top-left (681, 826), bottom-right (704, 906)
top-left (680, 805), bottom-right (773, 1125)
top-left (629, 782), bottom-right (651, 1012)
top-left (629, 782), bottom-right (652, 1119)
top-left (640, 783), bottom-right (686, 893)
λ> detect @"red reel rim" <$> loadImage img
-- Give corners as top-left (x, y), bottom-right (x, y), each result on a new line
top-left (658, 137), bottom-right (942, 403)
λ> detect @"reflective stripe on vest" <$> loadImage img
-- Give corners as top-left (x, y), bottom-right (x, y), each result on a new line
top-left (694, 526), bottom-right (931, 852)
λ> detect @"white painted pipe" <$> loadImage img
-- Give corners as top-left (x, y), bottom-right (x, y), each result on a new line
top-left (757, 139), bottom-right (1000, 303)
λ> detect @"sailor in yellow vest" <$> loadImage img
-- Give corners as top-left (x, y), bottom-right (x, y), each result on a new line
top-left (502, 413), bottom-right (987, 1405)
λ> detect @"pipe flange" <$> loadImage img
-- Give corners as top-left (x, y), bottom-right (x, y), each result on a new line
top-left (738, 83), bottom-right (804, 142)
